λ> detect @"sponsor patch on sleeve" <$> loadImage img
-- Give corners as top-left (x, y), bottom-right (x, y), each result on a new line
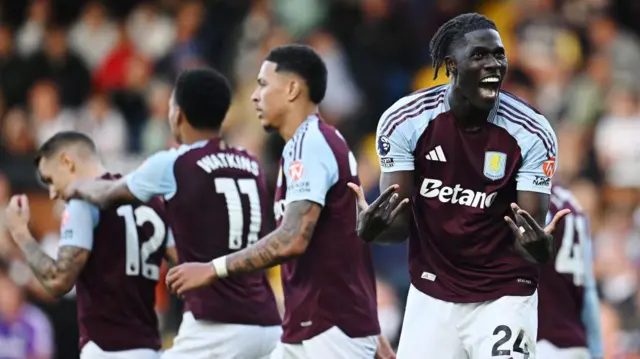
top-left (542, 156), bottom-right (556, 178)
top-left (380, 157), bottom-right (395, 168)
top-left (288, 160), bottom-right (305, 181)
top-left (532, 175), bottom-right (551, 188)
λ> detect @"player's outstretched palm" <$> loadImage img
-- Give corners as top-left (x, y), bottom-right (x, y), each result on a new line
top-left (504, 203), bottom-right (570, 263)
top-left (347, 183), bottom-right (409, 243)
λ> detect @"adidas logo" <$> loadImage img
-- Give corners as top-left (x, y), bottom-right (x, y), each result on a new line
top-left (425, 145), bottom-right (447, 162)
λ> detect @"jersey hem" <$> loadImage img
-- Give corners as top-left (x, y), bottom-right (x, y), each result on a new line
top-left (411, 278), bottom-right (538, 303)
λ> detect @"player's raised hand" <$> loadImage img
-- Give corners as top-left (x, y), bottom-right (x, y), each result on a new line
top-left (5, 195), bottom-right (31, 237)
top-left (166, 262), bottom-right (216, 297)
top-left (347, 183), bottom-right (409, 243)
top-left (504, 203), bottom-right (570, 263)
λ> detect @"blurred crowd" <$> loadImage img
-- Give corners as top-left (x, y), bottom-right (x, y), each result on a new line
top-left (1, 0), bottom-right (640, 358)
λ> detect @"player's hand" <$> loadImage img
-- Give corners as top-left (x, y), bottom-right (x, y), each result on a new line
top-left (166, 262), bottom-right (216, 297)
top-left (5, 195), bottom-right (31, 239)
top-left (347, 183), bottom-right (409, 243)
top-left (504, 203), bottom-right (570, 264)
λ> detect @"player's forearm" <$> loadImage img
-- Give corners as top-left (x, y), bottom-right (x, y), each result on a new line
top-left (225, 201), bottom-right (317, 276)
top-left (12, 231), bottom-right (74, 297)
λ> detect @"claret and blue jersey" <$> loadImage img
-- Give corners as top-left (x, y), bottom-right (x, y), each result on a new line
top-left (376, 84), bottom-right (559, 303)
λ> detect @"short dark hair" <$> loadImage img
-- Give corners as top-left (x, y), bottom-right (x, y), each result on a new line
top-left (430, 13), bottom-right (498, 80)
top-left (265, 44), bottom-right (327, 104)
top-left (34, 131), bottom-right (97, 165)
top-left (174, 67), bottom-right (232, 131)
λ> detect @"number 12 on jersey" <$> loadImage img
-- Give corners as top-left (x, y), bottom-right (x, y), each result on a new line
top-left (215, 178), bottom-right (262, 250)
top-left (118, 205), bottom-right (166, 281)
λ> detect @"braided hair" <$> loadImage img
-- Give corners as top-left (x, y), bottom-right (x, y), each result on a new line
top-left (429, 13), bottom-right (498, 80)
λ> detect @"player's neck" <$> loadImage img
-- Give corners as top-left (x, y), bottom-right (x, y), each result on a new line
top-left (279, 103), bottom-right (318, 141)
top-left (181, 128), bottom-right (219, 145)
top-left (448, 88), bottom-right (491, 130)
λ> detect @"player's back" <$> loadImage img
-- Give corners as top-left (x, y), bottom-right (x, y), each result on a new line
top-left (166, 138), bottom-right (280, 326)
top-left (538, 185), bottom-right (589, 348)
top-left (274, 115), bottom-right (379, 343)
top-left (376, 85), bottom-right (558, 303)
top-left (76, 174), bottom-right (168, 351)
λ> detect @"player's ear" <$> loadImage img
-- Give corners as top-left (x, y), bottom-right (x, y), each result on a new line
top-left (287, 79), bottom-right (302, 102)
top-left (60, 152), bottom-right (76, 173)
top-left (445, 57), bottom-right (457, 76)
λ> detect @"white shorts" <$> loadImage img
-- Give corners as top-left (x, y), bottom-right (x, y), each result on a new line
top-left (397, 285), bottom-right (538, 359)
top-left (537, 340), bottom-right (590, 359)
top-left (81, 341), bottom-right (159, 359)
top-left (270, 326), bottom-right (378, 359)
top-left (161, 312), bottom-right (281, 359)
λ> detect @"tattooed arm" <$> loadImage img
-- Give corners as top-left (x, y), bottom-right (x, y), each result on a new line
top-left (14, 232), bottom-right (90, 298)
top-left (166, 200), bottom-right (321, 295)
top-left (226, 200), bottom-right (320, 275)
top-left (5, 197), bottom-right (96, 298)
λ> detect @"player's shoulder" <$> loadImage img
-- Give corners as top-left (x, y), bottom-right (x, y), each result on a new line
top-left (285, 116), bottom-right (334, 161)
top-left (377, 84), bottom-right (449, 138)
top-left (496, 91), bottom-right (556, 138)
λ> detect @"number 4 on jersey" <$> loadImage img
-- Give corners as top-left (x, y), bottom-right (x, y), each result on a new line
top-left (118, 205), bottom-right (166, 281)
top-left (555, 214), bottom-right (586, 286)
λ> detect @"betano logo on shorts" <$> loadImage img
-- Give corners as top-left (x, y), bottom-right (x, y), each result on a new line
top-left (420, 178), bottom-right (498, 209)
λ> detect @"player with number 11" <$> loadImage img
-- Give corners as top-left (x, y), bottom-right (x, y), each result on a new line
top-left (62, 69), bottom-right (282, 359)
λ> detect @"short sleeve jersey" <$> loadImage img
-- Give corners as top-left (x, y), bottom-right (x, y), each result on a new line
top-left (376, 85), bottom-right (559, 302)
top-left (274, 115), bottom-right (380, 343)
top-left (126, 138), bottom-right (281, 326)
top-left (61, 174), bottom-right (171, 351)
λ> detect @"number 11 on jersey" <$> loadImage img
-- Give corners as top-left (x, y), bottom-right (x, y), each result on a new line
top-left (215, 178), bottom-right (262, 250)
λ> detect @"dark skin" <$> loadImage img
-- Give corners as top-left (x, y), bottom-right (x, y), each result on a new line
top-left (351, 29), bottom-right (569, 264)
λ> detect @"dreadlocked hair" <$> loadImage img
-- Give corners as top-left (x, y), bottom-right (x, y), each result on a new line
top-left (429, 13), bottom-right (498, 80)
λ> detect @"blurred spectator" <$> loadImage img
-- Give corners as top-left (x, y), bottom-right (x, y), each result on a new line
top-left (25, 25), bottom-right (91, 107)
top-left (140, 80), bottom-right (172, 155)
top-left (93, 21), bottom-right (150, 92)
top-left (127, 1), bottom-right (176, 60)
top-left (155, 0), bottom-right (206, 80)
top-left (0, 24), bottom-right (27, 108)
top-left (594, 86), bottom-right (640, 188)
top-left (28, 80), bottom-right (75, 146)
top-left (308, 31), bottom-right (362, 127)
top-left (15, 0), bottom-right (51, 57)
top-left (588, 14), bottom-right (640, 90)
top-left (68, 1), bottom-right (118, 71)
top-left (76, 92), bottom-right (127, 160)
top-left (0, 258), bottom-right (54, 359)
top-left (0, 108), bottom-right (40, 190)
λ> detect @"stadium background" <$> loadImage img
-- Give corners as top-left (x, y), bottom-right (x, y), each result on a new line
top-left (0, 0), bottom-right (639, 357)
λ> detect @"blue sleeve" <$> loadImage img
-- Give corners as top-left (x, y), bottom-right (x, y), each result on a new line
top-left (125, 149), bottom-right (178, 202)
top-left (581, 238), bottom-right (604, 358)
top-left (283, 129), bottom-right (339, 207)
top-left (58, 200), bottom-right (100, 250)
top-left (516, 120), bottom-right (558, 195)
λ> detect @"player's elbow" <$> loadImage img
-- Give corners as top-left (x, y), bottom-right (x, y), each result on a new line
top-left (282, 235), bottom-right (310, 257)
top-left (46, 277), bottom-right (75, 298)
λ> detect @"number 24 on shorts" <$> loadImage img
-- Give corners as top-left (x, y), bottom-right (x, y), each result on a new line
top-left (492, 325), bottom-right (530, 358)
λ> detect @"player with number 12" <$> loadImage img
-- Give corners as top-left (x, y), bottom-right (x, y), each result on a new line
top-left (5, 131), bottom-right (176, 359)
top-left (63, 69), bottom-right (282, 358)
